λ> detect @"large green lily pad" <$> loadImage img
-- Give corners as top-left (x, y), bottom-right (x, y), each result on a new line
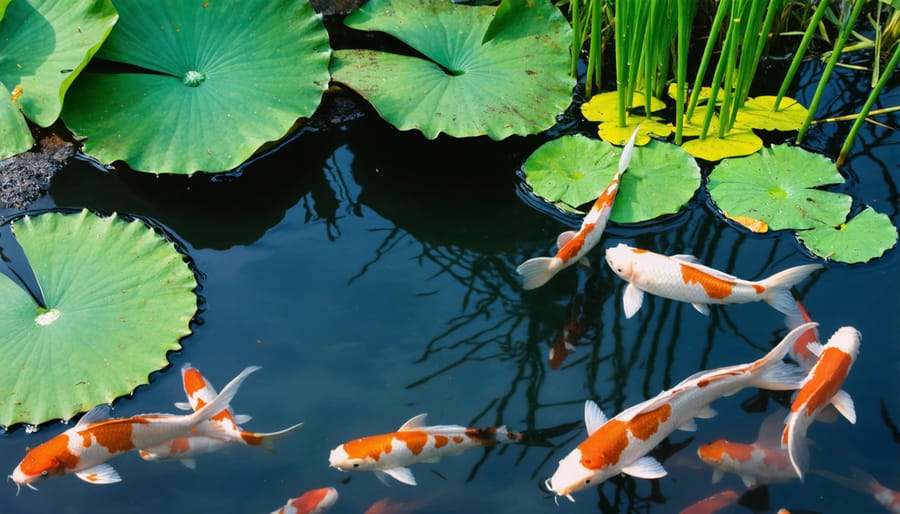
top-left (708, 144), bottom-right (851, 231)
top-left (0, 209), bottom-right (198, 427)
top-left (61, 0), bottom-right (331, 174)
top-left (797, 207), bottom-right (897, 263)
top-left (0, 0), bottom-right (118, 159)
top-left (522, 135), bottom-right (700, 222)
top-left (330, 0), bottom-right (573, 140)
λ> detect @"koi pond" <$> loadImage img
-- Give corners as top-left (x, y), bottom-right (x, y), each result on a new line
top-left (1, 58), bottom-right (898, 514)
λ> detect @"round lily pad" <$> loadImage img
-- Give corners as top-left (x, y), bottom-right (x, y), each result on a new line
top-left (734, 96), bottom-right (808, 131)
top-left (0, 0), bottom-right (118, 159)
top-left (330, 0), bottom-right (573, 140)
top-left (708, 144), bottom-right (851, 231)
top-left (681, 129), bottom-right (762, 160)
top-left (797, 207), bottom-right (898, 263)
top-left (61, 0), bottom-right (331, 173)
top-left (522, 135), bottom-right (700, 223)
top-left (0, 209), bottom-right (198, 428)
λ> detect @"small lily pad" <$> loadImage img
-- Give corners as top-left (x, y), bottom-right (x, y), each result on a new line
top-left (797, 207), bottom-right (898, 263)
top-left (0, 0), bottom-right (118, 159)
top-left (581, 91), bottom-right (667, 121)
top-left (681, 129), bottom-right (763, 160)
top-left (596, 117), bottom-right (672, 146)
top-left (734, 96), bottom-right (808, 131)
top-left (62, 0), bottom-right (331, 173)
top-left (0, 209), bottom-right (198, 427)
top-left (330, 0), bottom-right (573, 140)
top-left (522, 135), bottom-right (700, 223)
top-left (708, 144), bottom-right (851, 231)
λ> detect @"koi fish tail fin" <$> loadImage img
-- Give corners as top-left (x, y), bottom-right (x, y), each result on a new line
top-left (811, 468), bottom-right (869, 494)
top-left (760, 264), bottom-right (823, 317)
top-left (240, 421), bottom-right (304, 452)
top-left (516, 257), bottom-right (564, 290)
top-left (188, 366), bottom-right (260, 430)
top-left (782, 417), bottom-right (810, 480)
top-left (749, 322), bottom-right (816, 391)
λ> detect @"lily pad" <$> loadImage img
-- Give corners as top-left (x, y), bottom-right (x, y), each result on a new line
top-left (522, 135), bottom-right (700, 223)
top-left (330, 0), bottom-right (573, 140)
top-left (0, 209), bottom-right (198, 427)
top-left (681, 129), bottom-right (763, 160)
top-left (708, 144), bottom-right (851, 231)
top-left (797, 207), bottom-right (898, 263)
top-left (61, 0), bottom-right (331, 173)
top-left (0, 0), bottom-right (118, 159)
top-left (734, 96), bottom-right (808, 131)
top-left (596, 117), bottom-right (672, 146)
top-left (581, 91), bottom-right (667, 121)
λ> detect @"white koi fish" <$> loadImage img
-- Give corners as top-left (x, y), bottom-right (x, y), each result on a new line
top-left (9, 366), bottom-right (259, 492)
top-left (517, 126), bottom-right (640, 290)
top-left (138, 364), bottom-right (303, 468)
top-left (782, 326), bottom-right (860, 479)
top-left (270, 487), bottom-right (339, 514)
top-left (784, 300), bottom-right (820, 370)
top-left (328, 414), bottom-right (523, 486)
top-left (604, 243), bottom-right (822, 319)
top-left (697, 410), bottom-right (798, 488)
top-left (545, 323), bottom-right (814, 501)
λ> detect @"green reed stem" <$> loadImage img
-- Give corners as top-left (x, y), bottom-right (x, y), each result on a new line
top-left (588, 0), bottom-right (603, 94)
top-left (717, 1), bottom-right (742, 137)
top-left (836, 41), bottom-right (900, 167)
top-left (570, 0), bottom-right (581, 78)
top-left (674, 0), bottom-right (696, 144)
top-left (797, 0), bottom-right (867, 143)
top-left (687, 0), bottom-right (732, 119)
top-left (774, 0), bottom-right (830, 110)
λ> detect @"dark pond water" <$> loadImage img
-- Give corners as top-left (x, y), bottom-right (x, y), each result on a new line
top-left (0, 60), bottom-right (898, 514)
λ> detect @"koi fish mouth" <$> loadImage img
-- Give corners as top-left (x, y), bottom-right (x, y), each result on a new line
top-left (543, 478), bottom-right (575, 503)
top-left (8, 474), bottom-right (38, 495)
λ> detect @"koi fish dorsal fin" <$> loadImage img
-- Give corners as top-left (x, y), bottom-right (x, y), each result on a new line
top-left (398, 413), bottom-right (428, 431)
top-left (670, 254), bottom-right (700, 264)
top-left (75, 405), bottom-right (111, 428)
top-left (617, 124), bottom-right (641, 174)
top-left (174, 401), bottom-right (192, 411)
top-left (584, 400), bottom-right (608, 435)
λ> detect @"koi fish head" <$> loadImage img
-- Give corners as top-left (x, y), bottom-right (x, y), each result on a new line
top-left (10, 438), bottom-right (74, 493)
top-left (544, 448), bottom-right (599, 501)
top-left (328, 444), bottom-right (371, 471)
top-left (696, 440), bottom-right (730, 465)
top-left (605, 244), bottom-right (638, 281)
top-left (286, 487), bottom-right (339, 513)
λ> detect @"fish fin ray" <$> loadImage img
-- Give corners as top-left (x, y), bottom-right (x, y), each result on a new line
top-left (692, 303), bottom-right (711, 316)
top-left (516, 257), bottom-right (563, 290)
top-left (179, 458), bottom-right (197, 470)
top-left (398, 414), bottom-right (428, 431)
top-left (617, 124), bottom-right (641, 173)
top-left (232, 414), bottom-right (252, 425)
top-left (831, 390), bottom-right (856, 424)
top-left (380, 467), bottom-right (417, 486)
top-left (174, 401), bottom-right (192, 411)
top-left (670, 254), bottom-right (700, 263)
top-left (677, 418), bottom-right (697, 432)
top-left (711, 468), bottom-right (724, 484)
top-left (556, 231), bottom-right (577, 249)
top-left (584, 400), bottom-right (608, 435)
top-left (622, 456), bottom-right (667, 479)
top-left (75, 463), bottom-right (121, 485)
top-left (760, 264), bottom-right (823, 316)
top-left (75, 405), bottom-right (111, 428)
top-left (622, 283), bottom-right (644, 319)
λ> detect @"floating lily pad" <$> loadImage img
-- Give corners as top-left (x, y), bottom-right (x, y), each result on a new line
top-left (581, 91), bottom-right (667, 121)
top-left (681, 129), bottom-right (763, 160)
top-left (596, 117), bottom-right (673, 146)
top-left (0, 0), bottom-right (118, 159)
top-left (62, 0), bottom-right (331, 173)
top-left (797, 207), bottom-right (898, 263)
top-left (522, 135), bottom-right (700, 222)
top-left (0, 209), bottom-right (198, 427)
top-left (330, 0), bottom-right (573, 140)
top-left (734, 96), bottom-right (808, 131)
top-left (708, 144), bottom-right (850, 231)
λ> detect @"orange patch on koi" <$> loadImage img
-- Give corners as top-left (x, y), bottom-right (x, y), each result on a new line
top-left (241, 431), bottom-right (264, 446)
top-left (433, 435), bottom-right (449, 448)
top-left (182, 368), bottom-right (207, 397)
top-left (629, 404), bottom-right (672, 441)
top-left (19, 434), bottom-right (80, 477)
top-left (395, 431), bottom-right (429, 456)
top-left (680, 265), bottom-right (735, 299)
top-left (557, 225), bottom-right (592, 261)
top-left (793, 347), bottom-right (852, 416)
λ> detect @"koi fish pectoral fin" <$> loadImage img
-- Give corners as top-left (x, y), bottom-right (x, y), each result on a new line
top-left (556, 230), bottom-right (577, 250)
top-left (577, 257), bottom-right (591, 269)
top-left (815, 404), bottom-right (840, 423)
top-left (621, 456), bottom-right (667, 479)
top-left (74, 464), bottom-right (122, 485)
top-left (711, 468), bottom-right (724, 484)
top-left (179, 458), bottom-right (198, 470)
top-left (677, 418), bottom-right (698, 432)
top-left (174, 401), bottom-right (192, 411)
top-left (377, 467), bottom-right (417, 486)
top-left (622, 284), bottom-right (644, 319)
top-left (831, 390), bottom-right (857, 424)
top-left (692, 303), bottom-right (711, 316)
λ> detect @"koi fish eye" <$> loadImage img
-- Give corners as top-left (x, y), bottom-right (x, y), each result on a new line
top-left (352, 463), bottom-right (360, 468)
top-left (40, 471), bottom-right (49, 478)
top-left (584, 479), bottom-right (591, 485)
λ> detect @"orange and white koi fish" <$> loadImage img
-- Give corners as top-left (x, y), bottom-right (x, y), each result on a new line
top-left (782, 326), bottom-right (860, 479)
top-left (549, 295), bottom-right (586, 370)
top-left (785, 300), bottom-right (820, 370)
top-left (679, 489), bottom-right (740, 514)
top-left (363, 496), bottom-right (430, 514)
top-left (604, 243), bottom-right (822, 319)
top-left (9, 366), bottom-right (259, 492)
top-left (328, 414), bottom-right (524, 486)
top-left (516, 126), bottom-right (640, 290)
top-left (269, 487), bottom-right (338, 514)
top-left (816, 467), bottom-right (900, 514)
top-left (138, 364), bottom-right (303, 468)
top-left (544, 323), bottom-right (814, 501)
top-left (698, 410), bottom-right (797, 488)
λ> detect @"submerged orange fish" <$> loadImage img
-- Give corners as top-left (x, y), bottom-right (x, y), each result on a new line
top-left (517, 126), bottom-right (640, 290)
top-left (270, 487), bottom-right (338, 514)
top-left (9, 366), bottom-right (259, 492)
top-left (679, 489), bottom-right (740, 514)
top-left (328, 414), bottom-right (523, 486)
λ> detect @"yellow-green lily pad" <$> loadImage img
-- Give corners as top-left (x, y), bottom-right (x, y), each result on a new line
top-left (734, 96), bottom-right (809, 131)
top-left (581, 91), bottom-right (667, 122)
top-left (797, 207), bottom-right (898, 263)
top-left (596, 117), bottom-right (672, 146)
top-left (681, 129), bottom-right (763, 160)
top-left (708, 144), bottom-right (851, 231)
